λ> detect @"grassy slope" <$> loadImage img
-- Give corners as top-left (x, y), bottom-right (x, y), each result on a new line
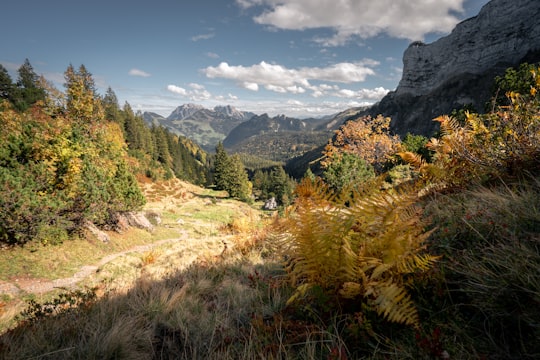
top-left (0, 176), bottom-right (539, 359)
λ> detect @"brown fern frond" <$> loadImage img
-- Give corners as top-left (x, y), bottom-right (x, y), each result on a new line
top-left (435, 115), bottom-right (461, 138)
top-left (396, 253), bottom-right (440, 274)
top-left (398, 151), bottom-right (425, 170)
top-left (368, 281), bottom-right (420, 328)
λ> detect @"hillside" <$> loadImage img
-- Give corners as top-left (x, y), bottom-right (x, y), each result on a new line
top-left (143, 104), bottom-right (255, 151)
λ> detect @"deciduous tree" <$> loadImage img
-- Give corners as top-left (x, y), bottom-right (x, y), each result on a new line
top-left (323, 115), bottom-right (401, 173)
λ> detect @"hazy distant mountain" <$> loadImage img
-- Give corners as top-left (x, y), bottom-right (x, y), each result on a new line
top-left (142, 103), bottom-right (364, 158)
top-left (221, 110), bottom-right (364, 162)
top-left (314, 107), bottom-right (368, 131)
top-left (142, 112), bottom-right (166, 127)
top-left (142, 104), bottom-right (255, 151)
top-left (166, 103), bottom-right (205, 121)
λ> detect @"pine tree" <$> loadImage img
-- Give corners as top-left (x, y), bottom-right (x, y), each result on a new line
top-left (152, 125), bottom-right (172, 168)
top-left (213, 142), bottom-right (233, 191)
top-left (103, 87), bottom-right (123, 126)
top-left (64, 64), bottom-right (103, 123)
top-left (15, 59), bottom-right (46, 111)
top-left (269, 165), bottom-right (293, 205)
top-left (323, 152), bottom-right (375, 194)
top-left (213, 143), bottom-right (251, 201)
top-left (0, 64), bottom-right (14, 101)
top-left (228, 154), bottom-right (252, 201)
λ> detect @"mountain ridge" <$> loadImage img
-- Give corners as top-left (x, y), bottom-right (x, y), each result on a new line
top-left (143, 104), bottom-right (355, 154)
top-left (363, 0), bottom-right (540, 137)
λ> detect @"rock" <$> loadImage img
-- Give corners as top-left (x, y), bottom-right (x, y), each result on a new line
top-left (263, 197), bottom-right (278, 210)
top-left (365, 0), bottom-right (540, 137)
top-left (84, 221), bottom-right (110, 243)
top-left (122, 212), bottom-right (155, 233)
top-left (146, 211), bottom-right (162, 226)
top-left (397, 0), bottom-right (540, 97)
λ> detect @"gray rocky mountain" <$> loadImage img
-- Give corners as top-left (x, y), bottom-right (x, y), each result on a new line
top-left (142, 104), bottom-right (255, 151)
top-left (364, 0), bottom-right (540, 137)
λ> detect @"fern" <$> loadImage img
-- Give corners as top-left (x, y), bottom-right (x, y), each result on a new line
top-left (273, 178), bottom-right (438, 328)
top-left (367, 281), bottom-right (419, 327)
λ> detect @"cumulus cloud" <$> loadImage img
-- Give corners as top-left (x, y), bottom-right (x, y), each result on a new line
top-left (203, 60), bottom-right (378, 95)
top-left (129, 68), bottom-right (151, 77)
top-left (243, 82), bottom-right (259, 91)
top-left (237, 0), bottom-right (465, 42)
top-left (167, 85), bottom-right (188, 96)
top-left (167, 83), bottom-right (212, 101)
top-left (335, 86), bottom-right (389, 99)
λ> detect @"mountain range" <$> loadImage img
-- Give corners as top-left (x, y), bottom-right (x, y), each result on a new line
top-left (144, 0), bottom-right (540, 166)
top-left (143, 104), bottom-right (363, 157)
top-left (142, 104), bottom-right (256, 151)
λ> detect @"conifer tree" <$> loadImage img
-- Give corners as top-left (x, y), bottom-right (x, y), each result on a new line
top-left (323, 152), bottom-right (375, 194)
top-left (64, 64), bottom-right (103, 123)
top-left (213, 143), bottom-right (251, 200)
top-left (213, 142), bottom-right (233, 191)
top-left (0, 64), bottom-right (14, 101)
top-left (269, 165), bottom-right (293, 205)
top-left (228, 154), bottom-right (252, 201)
top-left (103, 87), bottom-right (123, 126)
top-left (15, 59), bottom-right (46, 111)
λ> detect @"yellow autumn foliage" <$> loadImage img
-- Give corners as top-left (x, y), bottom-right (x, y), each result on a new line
top-left (272, 178), bottom-right (438, 327)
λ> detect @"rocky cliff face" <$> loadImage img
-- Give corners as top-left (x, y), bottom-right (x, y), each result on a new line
top-left (368, 0), bottom-right (540, 137)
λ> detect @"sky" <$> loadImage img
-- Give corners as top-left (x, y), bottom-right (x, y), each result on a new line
top-left (1, 0), bottom-right (490, 118)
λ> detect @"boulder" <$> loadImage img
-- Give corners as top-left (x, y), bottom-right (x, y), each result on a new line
top-left (84, 221), bottom-right (110, 243)
top-left (263, 197), bottom-right (278, 210)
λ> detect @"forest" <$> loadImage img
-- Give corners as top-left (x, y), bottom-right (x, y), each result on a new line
top-left (0, 60), bottom-right (539, 359)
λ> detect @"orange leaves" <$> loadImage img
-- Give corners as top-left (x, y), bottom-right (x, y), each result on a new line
top-left (323, 114), bottom-right (401, 173)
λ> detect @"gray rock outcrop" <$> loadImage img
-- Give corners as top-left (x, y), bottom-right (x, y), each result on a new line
top-left (367, 0), bottom-right (540, 137)
top-left (263, 197), bottom-right (278, 210)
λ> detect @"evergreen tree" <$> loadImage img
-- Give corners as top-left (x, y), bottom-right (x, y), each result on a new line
top-left (213, 143), bottom-right (251, 201)
top-left (303, 167), bottom-right (316, 182)
top-left (269, 165), bottom-right (293, 205)
top-left (228, 154), bottom-right (252, 201)
top-left (152, 125), bottom-right (172, 168)
top-left (213, 142), bottom-right (233, 191)
top-left (0, 64), bottom-right (14, 101)
top-left (323, 152), bottom-right (375, 194)
top-left (252, 169), bottom-right (270, 198)
top-left (15, 59), bottom-right (46, 111)
top-left (64, 64), bottom-right (103, 123)
top-left (103, 87), bottom-right (123, 126)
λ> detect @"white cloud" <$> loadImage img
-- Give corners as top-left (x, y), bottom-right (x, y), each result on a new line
top-left (206, 52), bottom-right (220, 59)
top-left (189, 83), bottom-right (205, 90)
top-left (167, 85), bottom-right (188, 96)
top-left (203, 60), bottom-right (378, 95)
top-left (239, 0), bottom-right (465, 42)
top-left (129, 68), bottom-right (151, 77)
top-left (167, 83), bottom-right (212, 101)
top-left (243, 82), bottom-right (259, 91)
top-left (335, 86), bottom-right (389, 100)
top-left (191, 33), bottom-right (215, 41)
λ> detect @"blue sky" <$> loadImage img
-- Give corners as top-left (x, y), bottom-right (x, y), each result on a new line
top-left (2, 0), bottom-right (490, 118)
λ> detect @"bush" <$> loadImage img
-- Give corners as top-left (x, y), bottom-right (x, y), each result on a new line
top-left (0, 101), bottom-right (145, 246)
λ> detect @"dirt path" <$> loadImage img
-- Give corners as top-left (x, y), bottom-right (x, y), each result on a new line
top-left (0, 235), bottom-right (189, 296)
